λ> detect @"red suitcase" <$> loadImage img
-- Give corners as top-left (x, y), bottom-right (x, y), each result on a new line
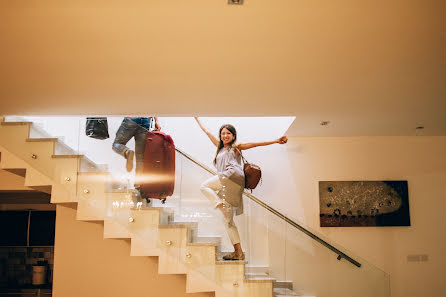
top-left (140, 131), bottom-right (175, 202)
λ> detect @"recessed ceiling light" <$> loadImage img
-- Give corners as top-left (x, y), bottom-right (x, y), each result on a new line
top-left (320, 121), bottom-right (330, 126)
top-left (228, 0), bottom-right (243, 4)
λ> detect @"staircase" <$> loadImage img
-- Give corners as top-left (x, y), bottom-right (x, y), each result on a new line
top-left (0, 118), bottom-right (302, 297)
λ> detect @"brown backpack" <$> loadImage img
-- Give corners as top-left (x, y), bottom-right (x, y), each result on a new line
top-left (236, 148), bottom-right (262, 190)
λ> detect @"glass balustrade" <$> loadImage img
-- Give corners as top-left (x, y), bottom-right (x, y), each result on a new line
top-left (2, 116), bottom-right (390, 297)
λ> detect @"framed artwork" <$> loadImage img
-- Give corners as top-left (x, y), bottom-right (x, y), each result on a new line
top-left (319, 181), bottom-right (410, 227)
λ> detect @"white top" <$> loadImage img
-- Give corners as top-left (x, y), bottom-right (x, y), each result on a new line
top-left (215, 147), bottom-right (245, 215)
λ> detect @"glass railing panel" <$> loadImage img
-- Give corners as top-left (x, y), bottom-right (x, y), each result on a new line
top-left (75, 117), bottom-right (186, 269)
top-left (283, 221), bottom-right (390, 297)
top-left (265, 204), bottom-right (288, 280)
top-left (174, 151), bottom-right (237, 253)
top-left (175, 152), bottom-right (260, 295)
top-left (240, 189), bottom-right (390, 297)
top-left (242, 193), bottom-right (287, 277)
top-left (3, 116), bottom-right (390, 297)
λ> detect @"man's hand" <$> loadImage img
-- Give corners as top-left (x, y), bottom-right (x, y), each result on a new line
top-left (153, 117), bottom-right (161, 130)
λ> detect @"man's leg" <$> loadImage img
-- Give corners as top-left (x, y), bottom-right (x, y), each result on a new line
top-left (112, 118), bottom-right (137, 172)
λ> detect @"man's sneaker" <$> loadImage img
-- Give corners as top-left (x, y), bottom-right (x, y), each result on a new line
top-left (133, 188), bottom-right (142, 202)
top-left (134, 186), bottom-right (150, 203)
top-left (125, 150), bottom-right (134, 172)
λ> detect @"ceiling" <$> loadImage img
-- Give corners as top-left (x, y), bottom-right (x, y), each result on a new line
top-left (1, 0), bottom-right (445, 136)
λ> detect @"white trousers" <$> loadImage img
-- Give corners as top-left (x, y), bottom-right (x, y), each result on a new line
top-left (200, 175), bottom-right (241, 245)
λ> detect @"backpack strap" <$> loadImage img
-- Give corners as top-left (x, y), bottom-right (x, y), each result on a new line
top-left (235, 147), bottom-right (263, 190)
top-left (234, 147), bottom-right (247, 163)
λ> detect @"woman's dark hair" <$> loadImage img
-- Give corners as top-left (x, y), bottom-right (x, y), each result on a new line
top-left (213, 124), bottom-right (237, 165)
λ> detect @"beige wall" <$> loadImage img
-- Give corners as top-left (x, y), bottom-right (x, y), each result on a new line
top-left (246, 136), bottom-right (446, 297)
top-left (52, 204), bottom-right (212, 297)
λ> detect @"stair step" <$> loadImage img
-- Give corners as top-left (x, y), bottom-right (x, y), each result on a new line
top-left (108, 188), bottom-right (131, 193)
top-left (273, 288), bottom-right (300, 296)
top-left (246, 272), bottom-right (271, 278)
top-left (26, 138), bottom-right (58, 142)
top-left (245, 275), bottom-right (276, 282)
top-left (130, 205), bottom-right (175, 215)
top-left (274, 281), bottom-right (294, 290)
top-left (1, 121), bottom-right (32, 126)
top-left (188, 236), bottom-right (221, 246)
top-left (78, 171), bottom-right (110, 175)
top-left (216, 259), bottom-right (248, 265)
top-left (245, 265), bottom-right (271, 275)
top-left (128, 205), bottom-right (175, 225)
top-left (52, 154), bottom-right (84, 159)
top-left (159, 221), bottom-right (198, 242)
top-left (216, 252), bottom-right (248, 264)
top-left (159, 221), bottom-right (198, 229)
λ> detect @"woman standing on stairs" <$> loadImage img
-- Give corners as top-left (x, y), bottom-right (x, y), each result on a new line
top-left (194, 117), bottom-right (288, 260)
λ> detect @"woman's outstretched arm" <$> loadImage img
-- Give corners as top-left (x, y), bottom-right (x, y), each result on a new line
top-left (194, 117), bottom-right (219, 147)
top-left (237, 136), bottom-right (287, 150)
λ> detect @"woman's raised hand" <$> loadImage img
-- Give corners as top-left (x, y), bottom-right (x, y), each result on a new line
top-left (277, 136), bottom-right (288, 144)
top-left (194, 117), bottom-right (219, 147)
